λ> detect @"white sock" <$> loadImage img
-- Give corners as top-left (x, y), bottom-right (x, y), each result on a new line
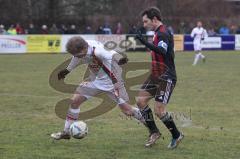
top-left (131, 107), bottom-right (146, 124)
top-left (193, 52), bottom-right (201, 65)
top-left (64, 107), bottom-right (80, 133)
top-left (199, 53), bottom-right (205, 59)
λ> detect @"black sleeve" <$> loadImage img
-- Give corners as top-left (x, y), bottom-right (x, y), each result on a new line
top-left (140, 40), bottom-right (164, 54)
top-left (138, 32), bottom-right (169, 55)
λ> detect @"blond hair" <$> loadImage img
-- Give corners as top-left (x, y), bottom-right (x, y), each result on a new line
top-left (66, 36), bottom-right (88, 54)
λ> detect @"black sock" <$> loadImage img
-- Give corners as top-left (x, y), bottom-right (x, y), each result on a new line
top-left (139, 105), bottom-right (159, 134)
top-left (160, 112), bottom-right (180, 139)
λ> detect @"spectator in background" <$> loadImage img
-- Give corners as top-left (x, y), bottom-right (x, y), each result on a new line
top-left (167, 25), bottom-right (174, 35)
top-left (178, 21), bottom-right (186, 34)
top-left (59, 24), bottom-right (68, 34)
top-left (128, 25), bottom-right (137, 34)
top-left (7, 25), bottom-right (17, 35)
top-left (0, 25), bottom-right (7, 34)
top-left (16, 23), bottom-right (25, 34)
top-left (115, 22), bottom-right (123, 34)
top-left (230, 24), bottom-right (237, 34)
top-left (83, 26), bottom-right (93, 34)
top-left (208, 28), bottom-right (217, 36)
top-left (95, 26), bottom-right (104, 34)
top-left (27, 23), bottom-right (38, 34)
top-left (103, 24), bottom-right (112, 34)
top-left (49, 24), bottom-right (60, 34)
top-left (219, 24), bottom-right (230, 35)
top-left (40, 25), bottom-right (48, 34)
top-left (187, 22), bottom-right (195, 34)
top-left (236, 26), bottom-right (240, 34)
top-left (66, 25), bottom-right (78, 34)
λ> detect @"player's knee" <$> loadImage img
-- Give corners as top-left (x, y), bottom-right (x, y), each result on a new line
top-left (122, 109), bottom-right (132, 116)
top-left (70, 94), bottom-right (86, 108)
top-left (155, 111), bottom-right (166, 119)
top-left (70, 97), bottom-right (81, 108)
top-left (154, 106), bottom-right (166, 119)
top-left (136, 100), bottom-right (148, 109)
top-left (159, 112), bottom-right (172, 122)
top-left (154, 104), bottom-right (166, 118)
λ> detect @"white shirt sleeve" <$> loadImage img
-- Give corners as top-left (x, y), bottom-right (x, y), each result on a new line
top-left (66, 56), bottom-right (80, 71)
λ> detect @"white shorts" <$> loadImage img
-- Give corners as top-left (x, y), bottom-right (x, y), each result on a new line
top-left (75, 81), bottom-right (129, 105)
top-left (193, 42), bottom-right (202, 51)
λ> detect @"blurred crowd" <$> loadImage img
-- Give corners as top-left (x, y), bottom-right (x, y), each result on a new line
top-left (175, 21), bottom-right (240, 36)
top-left (1, 22), bottom-right (240, 35)
top-left (0, 23), bottom-right (123, 35)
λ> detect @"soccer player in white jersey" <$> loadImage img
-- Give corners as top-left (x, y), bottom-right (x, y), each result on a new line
top-left (51, 37), bottom-right (146, 140)
top-left (191, 21), bottom-right (208, 65)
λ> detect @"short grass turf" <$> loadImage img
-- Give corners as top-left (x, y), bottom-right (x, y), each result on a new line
top-left (0, 51), bottom-right (240, 159)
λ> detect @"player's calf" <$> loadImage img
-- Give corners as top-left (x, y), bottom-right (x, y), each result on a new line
top-left (158, 111), bottom-right (184, 148)
top-left (138, 105), bottom-right (161, 147)
top-left (51, 96), bottom-right (83, 140)
top-left (159, 112), bottom-right (181, 139)
top-left (51, 107), bottom-right (80, 140)
top-left (139, 105), bottom-right (160, 134)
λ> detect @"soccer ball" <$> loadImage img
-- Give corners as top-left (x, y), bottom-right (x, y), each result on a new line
top-left (70, 121), bottom-right (88, 139)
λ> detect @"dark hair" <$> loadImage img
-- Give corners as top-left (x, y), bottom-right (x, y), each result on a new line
top-left (66, 36), bottom-right (88, 54)
top-left (141, 7), bottom-right (162, 21)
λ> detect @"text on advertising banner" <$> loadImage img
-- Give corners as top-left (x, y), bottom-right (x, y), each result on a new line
top-left (27, 35), bottom-right (61, 53)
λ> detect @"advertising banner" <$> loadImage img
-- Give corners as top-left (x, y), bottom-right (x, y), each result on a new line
top-left (235, 35), bottom-right (240, 50)
top-left (184, 35), bottom-right (235, 51)
top-left (27, 35), bottom-right (61, 53)
top-left (61, 35), bottom-right (127, 53)
top-left (0, 35), bottom-right (27, 53)
top-left (174, 35), bottom-right (184, 51)
top-left (201, 37), bottom-right (221, 49)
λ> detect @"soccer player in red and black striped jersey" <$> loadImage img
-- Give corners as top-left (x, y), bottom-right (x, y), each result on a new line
top-left (135, 7), bottom-right (184, 148)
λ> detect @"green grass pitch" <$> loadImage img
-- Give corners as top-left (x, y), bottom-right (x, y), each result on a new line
top-left (0, 51), bottom-right (240, 159)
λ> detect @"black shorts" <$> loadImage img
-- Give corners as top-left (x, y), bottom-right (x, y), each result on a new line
top-left (141, 76), bottom-right (176, 104)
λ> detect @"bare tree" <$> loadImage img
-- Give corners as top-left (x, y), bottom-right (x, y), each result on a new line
top-left (0, 0), bottom-right (237, 31)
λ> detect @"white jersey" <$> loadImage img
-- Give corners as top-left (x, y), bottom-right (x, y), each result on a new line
top-left (66, 40), bottom-right (123, 91)
top-left (191, 27), bottom-right (208, 44)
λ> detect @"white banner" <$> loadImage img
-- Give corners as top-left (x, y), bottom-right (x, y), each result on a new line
top-left (235, 35), bottom-right (240, 50)
top-left (0, 35), bottom-right (27, 53)
top-left (202, 37), bottom-right (222, 49)
top-left (95, 34), bottom-right (126, 53)
top-left (61, 35), bottom-right (127, 53)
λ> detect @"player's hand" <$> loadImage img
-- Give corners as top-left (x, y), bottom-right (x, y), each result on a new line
top-left (135, 30), bottom-right (145, 44)
top-left (118, 57), bottom-right (128, 65)
top-left (58, 69), bottom-right (70, 80)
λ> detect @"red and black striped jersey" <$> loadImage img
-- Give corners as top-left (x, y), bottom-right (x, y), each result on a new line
top-left (151, 25), bottom-right (177, 81)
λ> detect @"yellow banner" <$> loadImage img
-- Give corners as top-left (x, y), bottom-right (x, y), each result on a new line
top-left (27, 35), bottom-right (61, 53)
top-left (174, 35), bottom-right (184, 51)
